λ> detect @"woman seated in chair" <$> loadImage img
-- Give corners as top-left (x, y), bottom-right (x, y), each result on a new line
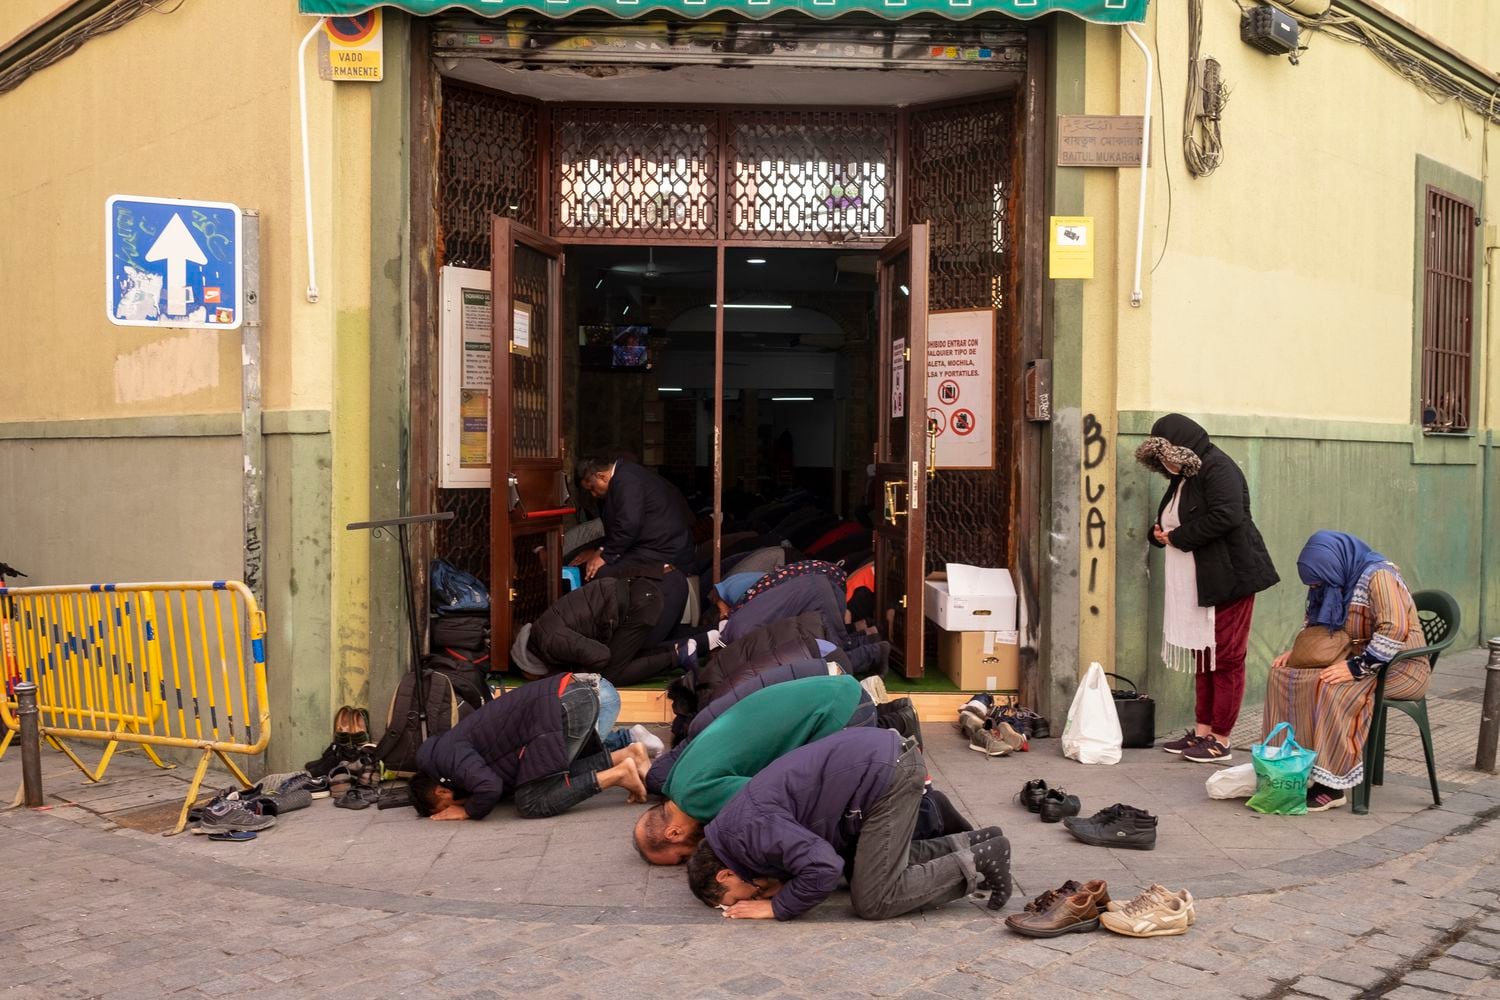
top-left (1262, 530), bottom-right (1431, 812)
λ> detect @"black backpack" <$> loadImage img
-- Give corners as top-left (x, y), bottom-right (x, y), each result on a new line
top-left (372, 655), bottom-right (491, 773)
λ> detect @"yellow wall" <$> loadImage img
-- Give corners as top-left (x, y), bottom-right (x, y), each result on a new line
top-left (0, 0), bottom-right (374, 723)
top-left (0, 0), bottom-right (346, 420)
top-left (1105, 1), bottom-right (1497, 426)
top-left (1076, 2), bottom-right (1498, 671)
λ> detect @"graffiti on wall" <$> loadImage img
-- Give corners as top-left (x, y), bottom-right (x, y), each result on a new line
top-left (1083, 413), bottom-right (1107, 617)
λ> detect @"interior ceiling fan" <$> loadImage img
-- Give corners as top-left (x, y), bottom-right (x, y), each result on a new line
top-left (607, 247), bottom-right (711, 280)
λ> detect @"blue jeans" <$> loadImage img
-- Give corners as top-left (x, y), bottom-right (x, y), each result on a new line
top-left (513, 680), bottom-right (612, 819)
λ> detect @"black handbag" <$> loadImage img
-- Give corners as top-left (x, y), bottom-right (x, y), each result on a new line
top-left (1105, 672), bottom-right (1155, 749)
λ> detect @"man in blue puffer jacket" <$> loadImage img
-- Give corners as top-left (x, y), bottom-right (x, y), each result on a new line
top-left (686, 728), bottom-right (1010, 921)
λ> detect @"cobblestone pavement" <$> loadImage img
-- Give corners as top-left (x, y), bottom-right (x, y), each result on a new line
top-left (4, 650), bottom-right (1499, 999)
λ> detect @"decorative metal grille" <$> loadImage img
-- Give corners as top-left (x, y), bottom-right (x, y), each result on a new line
top-left (512, 530), bottom-right (552, 627)
top-left (437, 488), bottom-right (492, 590)
top-left (1421, 185), bottom-right (1476, 433)
top-left (909, 98), bottom-right (1012, 311)
top-left (909, 96), bottom-right (1018, 570)
top-left (439, 82), bottom-right (539, 269)
top-left (552, 107), bottom-right (718, 239)
top-left (728, 110), bottom-right (894, 242)
top-left (511, 243), bottom-right (553, 458)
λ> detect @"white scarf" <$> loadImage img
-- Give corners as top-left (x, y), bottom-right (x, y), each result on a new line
top-left (1161, 484), bottom-right (1215, 672)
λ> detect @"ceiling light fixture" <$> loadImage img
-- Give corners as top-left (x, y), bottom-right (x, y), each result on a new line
top-left (594, 276), bottom-right (605, 289)
top-left (899, 284), bottom-right (910, 296)
top-left (658, 387), bottom-right (683, 392)
top-left (710, 303), bottom-right (793, 310)
top-left (772, 396), bottom-right (814, 402)
top-left (746, 257), bottom-right (767, 265)
top-left (622, 304), bottom-right (630, 316)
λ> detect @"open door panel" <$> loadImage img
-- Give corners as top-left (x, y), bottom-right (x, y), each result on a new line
top-left (490, 217), bottom-right (573, 659)
top-left (872, 223), bottom-right (931, 678)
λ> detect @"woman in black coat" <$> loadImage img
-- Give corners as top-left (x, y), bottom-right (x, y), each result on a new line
top-left (1135, 414), bottom-right (1278, 763)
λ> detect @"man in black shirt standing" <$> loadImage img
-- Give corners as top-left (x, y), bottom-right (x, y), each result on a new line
top-left (577, 455), bottom-right (696, 581)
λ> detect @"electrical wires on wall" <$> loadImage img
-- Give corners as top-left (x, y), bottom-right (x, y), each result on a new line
top-left (1184, 0), bottom-right (1229, 178)
top-left (0, 0), bottom-right (187, 96)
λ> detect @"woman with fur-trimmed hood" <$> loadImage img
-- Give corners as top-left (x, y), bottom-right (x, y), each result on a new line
top-left (1135, 414), bottom-right (1279, 763)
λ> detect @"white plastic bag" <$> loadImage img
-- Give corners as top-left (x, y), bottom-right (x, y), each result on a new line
top-left (1206, 762), bottom-right (1257, 800)
top-left (1061, 662), bottom-right (1123, 765)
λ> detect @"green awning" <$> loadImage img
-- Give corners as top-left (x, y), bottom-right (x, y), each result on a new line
top-left (300, 0), bottom-right (1147, 23)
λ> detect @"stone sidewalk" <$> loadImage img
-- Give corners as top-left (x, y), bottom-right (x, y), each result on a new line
top-left (3, 648), bottom-right (1498, 998)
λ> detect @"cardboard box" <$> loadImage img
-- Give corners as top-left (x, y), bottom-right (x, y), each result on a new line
top-left (938, 628), bottom-right (1020, 692)
top-left (924, 564), bottom-right (1017, 632)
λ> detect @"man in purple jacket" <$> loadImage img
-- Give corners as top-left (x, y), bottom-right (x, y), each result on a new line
top-left (686, 728), bottom-right (1011, 920)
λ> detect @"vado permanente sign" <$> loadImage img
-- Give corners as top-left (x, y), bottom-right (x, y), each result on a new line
top-left (320, 12), bottom-right (383, 81)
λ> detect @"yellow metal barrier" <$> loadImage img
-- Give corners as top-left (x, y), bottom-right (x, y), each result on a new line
top-left (0, 581), bottom-right (270, 834)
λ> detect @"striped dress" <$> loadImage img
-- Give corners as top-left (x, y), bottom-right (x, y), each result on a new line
top-left (1260, 566), bottom-right (1429, 790)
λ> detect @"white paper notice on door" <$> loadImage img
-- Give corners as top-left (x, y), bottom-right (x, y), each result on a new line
top-left (924, 308), bottom-right (995, 469)
top-left (460, 287), bottom-right (492, 391)
top-left (891, 337), bottom-right (906, 418)
top-left (512, 302), bottom-right (532, 356)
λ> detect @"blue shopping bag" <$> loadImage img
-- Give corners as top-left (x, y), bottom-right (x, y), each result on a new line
top-left (1247, 722), bottom-right (1318, 816)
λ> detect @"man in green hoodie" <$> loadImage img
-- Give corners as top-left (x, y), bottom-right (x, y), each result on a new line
top-left (633, 673), bottom-right (864, 865)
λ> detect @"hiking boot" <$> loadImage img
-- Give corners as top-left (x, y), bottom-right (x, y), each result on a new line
top-left (1004, 891), bottom-right (1100, 938)
top-left (1063, 804), bottom-right (1157, 850)
top-left (969, 728), bottom-right (1012, 757)
top-left (1161, 730), bottom-right (1202, 755)
top-left (1100, 887), bottom-right (1194, 937)
top-left (1182, 738), bottom-right (1233, 764)
top-left (197, 797), bottom-right (275, 834)
top-left (1039, 789), bottom-right (1081, 824)
top-left (1018, 778), bottom-right (1049, 814)
top-left (1107, 884), bottom-right (1193, 924)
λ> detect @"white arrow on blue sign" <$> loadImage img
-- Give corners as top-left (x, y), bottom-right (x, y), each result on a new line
top-left (106, 195), bottom-right (243, 330)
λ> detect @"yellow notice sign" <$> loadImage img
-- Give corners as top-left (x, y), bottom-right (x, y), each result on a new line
top-left (319, 12), bottom-right (383, 82)
top-left (1049, 216), bottom-right (1094, 280)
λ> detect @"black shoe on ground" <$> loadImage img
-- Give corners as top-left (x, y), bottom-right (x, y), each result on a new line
top-left (1019, 779), bottom-right (1049, 814)
top-left (1063, 803), bottom-right (1157, 850)
top-left (1182, 738), bottom-right (1233, 764)
top-left (1039, 789), bottom-right (1081, 824)
top-left (304, 743), bottom-right (342, 778)
top-left (1161, 730), bottom-right (1202, 755)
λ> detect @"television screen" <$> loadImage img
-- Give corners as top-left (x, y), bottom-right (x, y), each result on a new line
top-left (611, 325), bottom-right (650, 368)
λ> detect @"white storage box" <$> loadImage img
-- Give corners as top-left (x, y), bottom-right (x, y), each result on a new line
top-left (924, 564), bottom-right (1018, 632)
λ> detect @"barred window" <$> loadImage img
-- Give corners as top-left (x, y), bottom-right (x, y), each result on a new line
top-left (1419, 185), bottom-right (1477, 433)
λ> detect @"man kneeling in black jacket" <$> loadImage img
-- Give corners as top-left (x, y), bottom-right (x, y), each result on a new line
top-left (411, 673), bottom-right (648, 821)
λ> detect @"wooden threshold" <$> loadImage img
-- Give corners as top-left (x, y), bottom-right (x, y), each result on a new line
top-left (617, 688), bottom-right (971, 726)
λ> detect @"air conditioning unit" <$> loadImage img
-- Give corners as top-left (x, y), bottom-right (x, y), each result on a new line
top-left (1240, 4), bottom-right (1299, 57)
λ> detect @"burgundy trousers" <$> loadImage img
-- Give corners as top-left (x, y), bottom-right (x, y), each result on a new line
top-left (1195, 593), bottom-right (1255, 736)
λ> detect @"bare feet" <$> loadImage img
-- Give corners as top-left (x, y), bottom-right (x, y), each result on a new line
top-left (619, 758), bottom-right (648, 803)
top-left (627, 741), bottom-right (651, 775)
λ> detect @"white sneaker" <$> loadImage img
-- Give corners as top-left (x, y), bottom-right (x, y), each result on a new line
top-left (629, 724), bottom-right (665, 759)
top-left (1101, 886), bottom-right (1195, 936)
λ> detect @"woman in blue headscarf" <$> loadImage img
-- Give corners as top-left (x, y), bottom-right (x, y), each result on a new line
top-left (1260, 531), bottom-right (1431, 811)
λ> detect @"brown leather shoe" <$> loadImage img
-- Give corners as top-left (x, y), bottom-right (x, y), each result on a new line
top-left (1004, 891), bottom-right (1101, 938)
top-left (1022, 880), bottom-right (1081, 913)
top-left (1078, 879), bottom-right (1112, 911)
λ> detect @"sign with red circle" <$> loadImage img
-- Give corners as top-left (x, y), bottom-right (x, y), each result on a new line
top-left (951, 408), bottom-right (976, 436)
top-left (326, 14), bottom-right (377, 44)
top-left (937, 379), bottom-right (960, 405)
top-left (926, 407), bottom-right (946, 436)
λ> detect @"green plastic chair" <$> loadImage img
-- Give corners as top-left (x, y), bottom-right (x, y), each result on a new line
top-left (1352, 589), bottom-right (1461, 815)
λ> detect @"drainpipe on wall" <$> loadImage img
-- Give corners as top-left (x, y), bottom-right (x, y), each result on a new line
top-left (1123, 24), bottom-right (1153, 308)
top-left (297, 16), bottom-right (325, 304)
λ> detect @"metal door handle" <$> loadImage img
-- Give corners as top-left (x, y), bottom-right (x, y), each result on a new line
top-left (507, 475), bottom-right (521, 513)
top-left (926, 419), bottom-right (938, 481)
top-left (884, 480), bottom-right (907, 523)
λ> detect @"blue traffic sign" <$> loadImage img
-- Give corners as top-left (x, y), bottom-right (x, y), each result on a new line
top-left (106, 195), bottom-right (242, 330)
